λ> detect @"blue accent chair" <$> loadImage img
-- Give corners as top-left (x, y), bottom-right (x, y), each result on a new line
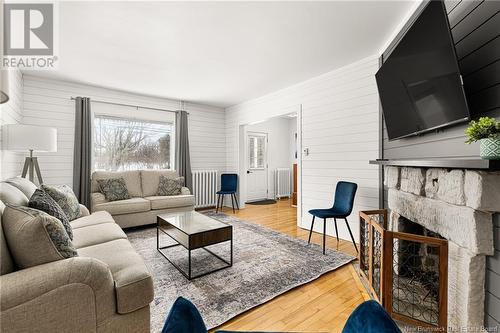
top-left (341, 300), bottom-right (401, 333)
top-left (162, 297), bottom-right (401, 333)
top-left (161, 297), bottom-right (207, 333)
top-left (308, 181), bottom-right (358, 254)
top-left (216, 174), bottom-right (239, 213)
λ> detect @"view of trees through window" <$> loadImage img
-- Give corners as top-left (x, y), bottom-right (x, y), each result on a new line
top-left (93, 115), bottom-right (173, 171)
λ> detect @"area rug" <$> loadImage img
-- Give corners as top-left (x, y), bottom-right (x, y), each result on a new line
top-left (126, 211), bottom-right (355, 332)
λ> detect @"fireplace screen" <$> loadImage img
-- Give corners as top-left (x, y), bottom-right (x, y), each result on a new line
top-left (359, 210), bottom-right (448, 329)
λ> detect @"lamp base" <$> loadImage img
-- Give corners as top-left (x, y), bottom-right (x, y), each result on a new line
top-left (21, 150), bottom-right (43, 184)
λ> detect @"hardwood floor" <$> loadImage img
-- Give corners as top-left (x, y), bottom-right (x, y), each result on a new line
top-left (209, 199), bottom-right (369, 332)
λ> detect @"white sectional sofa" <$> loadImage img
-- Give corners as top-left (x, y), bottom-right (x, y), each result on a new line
top-left (91, 170), bottom-right (195, 228)
top-left (0, 177), bottom-right (154, 332)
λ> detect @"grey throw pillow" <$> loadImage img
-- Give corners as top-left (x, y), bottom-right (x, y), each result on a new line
top-left (157, 176), bottom-right (184, 196)
top-left (97, 177), bottom-right (130, 201)
top-left (28, 189), bottom-right (73, 240)
top-left (2, 205), bottom-right (78, 269)
top-left (41, 184), bottom-right (81, 221)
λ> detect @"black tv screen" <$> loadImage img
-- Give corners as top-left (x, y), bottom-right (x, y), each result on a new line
top-left (376, 0), bottom-right (469, 141)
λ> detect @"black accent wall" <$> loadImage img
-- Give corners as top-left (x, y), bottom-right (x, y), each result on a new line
top-left (379, 0), bottom-right (500, 329)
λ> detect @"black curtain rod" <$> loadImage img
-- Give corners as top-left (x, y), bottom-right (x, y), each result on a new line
top-left (70, 97), bottom-right (188, 114)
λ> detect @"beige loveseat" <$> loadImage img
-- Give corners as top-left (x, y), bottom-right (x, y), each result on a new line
top-left (0, 178), bottom-right (154, 333)
top-left (91, 170), bottom-right (195, 228)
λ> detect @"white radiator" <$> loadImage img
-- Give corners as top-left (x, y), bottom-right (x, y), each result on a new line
top-left (192, 170), bottom-right (218, 208)
top-left (274, 168), bottom-right (291, 199)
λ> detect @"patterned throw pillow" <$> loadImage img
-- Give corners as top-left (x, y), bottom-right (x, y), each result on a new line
top-left (157, 176), bottom-right (184, 196)
top-left (28, 189), bottom-right (73, 240)
top-left (2, 205), bottom-right (78, 269)
top-left (41, 184), bottom-right (81, 221)
top-left (97, 177), bottom-right (130, 201)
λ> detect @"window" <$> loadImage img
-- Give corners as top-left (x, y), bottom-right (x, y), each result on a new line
top-left (93, 115), bottom-right (174, 171)
top-left (248, 134), bottom-right (266, 169)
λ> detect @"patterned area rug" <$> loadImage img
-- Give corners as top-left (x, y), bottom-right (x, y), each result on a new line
top-left (126, 211), bottom-right (355, 332)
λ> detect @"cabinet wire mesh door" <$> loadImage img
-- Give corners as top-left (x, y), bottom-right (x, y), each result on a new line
top-left (359, 210), bottom-right (387, 302)
top-left (384, 231), bottom-right (448, 329)
top-left (359, 210), bottom-right (448, 330)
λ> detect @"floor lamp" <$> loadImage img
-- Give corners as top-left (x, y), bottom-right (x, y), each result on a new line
top-left (2, 124), bottom-right (57, 184)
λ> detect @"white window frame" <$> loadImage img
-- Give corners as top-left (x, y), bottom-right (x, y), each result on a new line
top-left (92, 104), bottom-right (175, 171)
top-left (247, 132), bottom-right (268, 170)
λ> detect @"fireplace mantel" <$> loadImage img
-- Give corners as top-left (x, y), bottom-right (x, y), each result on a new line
top-left (369, 158), bottom-right (500, 170)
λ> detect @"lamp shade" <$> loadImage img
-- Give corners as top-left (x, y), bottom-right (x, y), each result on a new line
top-left (0, 70), bottom-right (9, 104)
top-left (2, 125), bottom-right (57, 152)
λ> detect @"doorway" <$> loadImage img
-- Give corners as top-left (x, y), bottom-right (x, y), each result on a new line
top-left (237, 104), bottom-right (302, 227)
top-left (246, 132), bottom-right (268, 202)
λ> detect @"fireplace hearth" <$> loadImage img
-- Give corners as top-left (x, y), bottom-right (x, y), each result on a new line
top-left (380, 166), bottom-right (500, 331)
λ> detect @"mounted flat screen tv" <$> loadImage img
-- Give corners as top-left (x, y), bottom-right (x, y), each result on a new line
top-left (376, 0), bottom-right (470, 141)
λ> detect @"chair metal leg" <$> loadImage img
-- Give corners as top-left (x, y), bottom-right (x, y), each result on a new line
top-left (334, 218), bottom-right (339, 243)
top-left (344, 218), bottom-right (358, 253)
top-left (323, 218), bottom-right (327, 255)
top-left (216, 194), bottom-right (221, 213)
top-left (308, 216), bottom-right (315, 244)
top-left (233, 193), bottom-right (240, 210)
top-left (230, 194), bottom-right (235, 213)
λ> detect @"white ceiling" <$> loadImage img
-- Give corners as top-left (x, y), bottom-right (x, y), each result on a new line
top-left (28, 1), bottom-right (415, 108)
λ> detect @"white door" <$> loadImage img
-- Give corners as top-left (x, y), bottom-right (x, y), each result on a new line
top-left (246, 132), bottom-right (268, 202)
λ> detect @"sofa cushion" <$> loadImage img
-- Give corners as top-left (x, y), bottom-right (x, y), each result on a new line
top-left (5, 177), bottom-right (38, 198)
top-left (0, 201), bottom-right (15, 275)
top-left (0, 183), bottom-right (29, 207)
top-left (93, 198), bottom-right (150, 215)
top-left (145, 195), bottom-right (195, 210)
top-left (78, 239), bottom-right (154, 314)
top-left (70, 210), bottom-right (115, 229)
top-left (97, 177), bottom-right (130, 201)
top-left (72, 223), bottom-right (127, 249)
top-left (157, 176), bottom-right (184, 196)
top-left (2, 205), bottom-right (77, 269)
top-left (141, 170), bottom-right (178, 197)
top-left (41, 184), bottom-right (81, 221)
top-left (92, 171), bottom-right (142, 197)
top-left (28, 189), bottom-right (73, 240)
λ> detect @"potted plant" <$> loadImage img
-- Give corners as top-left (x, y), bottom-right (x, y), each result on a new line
top-left (465, 117), bottom-right (500, 160)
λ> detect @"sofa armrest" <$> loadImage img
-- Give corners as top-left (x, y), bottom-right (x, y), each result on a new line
top-left (79, 204), bottom-right (90, 217)
top-left (91, 192), bottom-right (108, 212)
top-left (181, 187), bottom-right (191, 195)
top-left (1, 257), bottom-right (116, 325)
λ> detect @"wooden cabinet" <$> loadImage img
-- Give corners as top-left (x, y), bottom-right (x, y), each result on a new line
top-left (292, 163), bottom-right (297, 206)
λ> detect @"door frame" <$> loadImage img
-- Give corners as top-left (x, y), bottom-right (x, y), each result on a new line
top-left (237, 104), bottom-right (303, 229)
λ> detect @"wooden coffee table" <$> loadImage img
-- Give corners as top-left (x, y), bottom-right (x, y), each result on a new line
top-left (157, 211), bottom-right (233, 280)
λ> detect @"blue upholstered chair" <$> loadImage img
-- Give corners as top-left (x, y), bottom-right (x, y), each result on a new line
top-left (308, 181), bottom-right (358, 254)
top-left (341, 300), bottom-right (401, 333)
top-left (216, 174), bottom-right (239, 213)
top-left (162, 297), bottom-right (401, 333)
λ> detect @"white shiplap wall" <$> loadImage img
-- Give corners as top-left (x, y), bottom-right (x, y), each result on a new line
top-left (22, 75), bottom-right (226, 187)
top-left (225, 55), bottom-right (380, 241)
top-left (0, 70), bottom-right (24, 179)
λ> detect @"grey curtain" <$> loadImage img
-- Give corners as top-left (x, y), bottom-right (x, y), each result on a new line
top-left (175, 110), bottom-right (192, 191)
top-left (73, 97), bottom-right (92, 208)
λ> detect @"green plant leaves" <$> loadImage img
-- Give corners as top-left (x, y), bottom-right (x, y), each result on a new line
top-left (465, 117), bottom-right (500, 144)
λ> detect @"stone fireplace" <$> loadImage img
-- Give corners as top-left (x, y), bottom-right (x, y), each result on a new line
top-left (385, 166), bottom-right (500, 330)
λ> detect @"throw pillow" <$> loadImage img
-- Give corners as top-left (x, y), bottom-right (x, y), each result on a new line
top-left (97, 177), bottom-right (130, 201)
top-left (28, 189), bottom-right (73, 240)
top-left (5, 176), bottom-right (38, 198)
top-left (161, 297), bottom-right (207, 333)
top-left (2, 205), bottom-right (78, 269)
top-left (157, 176), bottom-right (184, 196)
top-left (41, 184), bottom-right (81, 221)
